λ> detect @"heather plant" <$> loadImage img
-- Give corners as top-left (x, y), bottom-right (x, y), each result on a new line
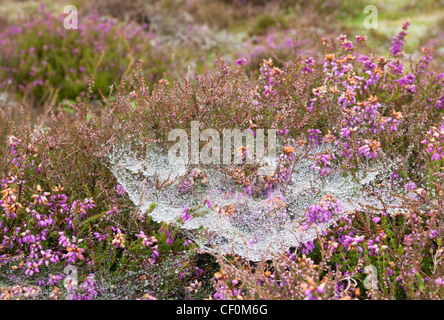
top-left (0, 6), bottom-right (168, 106)
top-left (0, 97), bottom-right (212, 300)
top-left (213, 176), bottom-right (443, 300)
top-left (1, 15), bottom-right (444, 300)
top-left (91, 22), bottom-right (443, 298)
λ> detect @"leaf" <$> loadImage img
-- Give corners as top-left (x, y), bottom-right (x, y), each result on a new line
top-left (416, 273), bottom-right (424, 291)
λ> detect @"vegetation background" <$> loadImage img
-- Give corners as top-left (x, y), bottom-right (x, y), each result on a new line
top-left (0, 0), bottom-right (443, 300)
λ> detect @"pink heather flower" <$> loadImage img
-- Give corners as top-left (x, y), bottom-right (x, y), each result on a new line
top-left (390, 20), bottom-right (410, 57)
top-left (308, 128), bottom-right (322, 146)
top-left (235, 58), bottom-right (246, 65)
top-left (317, 284), bottom-right (325, 293)
top-left (181, 205), bottom-right (192, 222)
top-left (184, 239), bottom-right (193, 248)
top-left (8, 26), bottom-right (23, 35)
top-left (249, 237), bottom-right (258, 245)
top-left (116, 184), bottom-right (126, 196)
top-left (204, 199), bottom-right (212, 208)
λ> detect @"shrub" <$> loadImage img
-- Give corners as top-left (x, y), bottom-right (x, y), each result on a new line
top-left (1, 20), bottom-right (444, 300)
top-left (0, 6), bottom-right (168, 106)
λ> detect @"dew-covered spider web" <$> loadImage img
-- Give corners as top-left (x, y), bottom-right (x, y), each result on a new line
top-left (107, 141), bottom-right (395, 261)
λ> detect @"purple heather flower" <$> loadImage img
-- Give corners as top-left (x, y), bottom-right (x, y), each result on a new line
top-left (181, 205), bottom-right (192, 223)
top-left (372, 217), bottom-right (381, 224)
top-left (235, 58), bottom-right (246, 65)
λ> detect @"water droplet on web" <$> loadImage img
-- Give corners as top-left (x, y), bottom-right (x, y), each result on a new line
top-left (107, 141), bottom-right (394, 261)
